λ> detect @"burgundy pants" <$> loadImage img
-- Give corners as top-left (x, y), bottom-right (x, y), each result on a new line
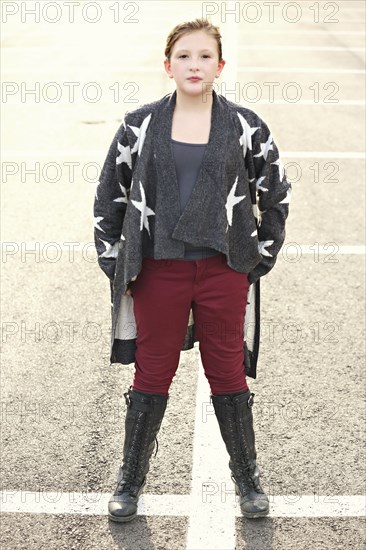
top-left (130, 253), bottom-right (251, 395)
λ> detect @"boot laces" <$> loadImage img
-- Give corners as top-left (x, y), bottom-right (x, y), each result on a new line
top-left (119, 412), bottom-right (160, 491)
top-left (225, 403), bottom-right (258, 492)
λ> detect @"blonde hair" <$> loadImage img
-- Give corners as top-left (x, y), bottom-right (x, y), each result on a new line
top-left (165, 18), bottom-right (223, 62)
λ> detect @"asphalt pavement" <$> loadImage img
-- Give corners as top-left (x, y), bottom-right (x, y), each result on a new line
top-left (1, 1), bottom-right (365, 549)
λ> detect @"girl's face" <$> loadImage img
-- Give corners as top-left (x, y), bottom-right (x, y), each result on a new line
top-left (164, 30), bottom-right (225, 97)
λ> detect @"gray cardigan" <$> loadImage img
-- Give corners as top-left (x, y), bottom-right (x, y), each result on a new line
top-left (93, 89), bottom-right (291, 378)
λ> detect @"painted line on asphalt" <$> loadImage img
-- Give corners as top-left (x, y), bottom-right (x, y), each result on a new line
top-left (1, 23), bottom-right (364, 45)
top-left (241, 100), bottom-right (364, 106)
top-left (1, 30), bottom-right (365, 40)
top-left (186, 355), bottom-right (235, 550)
top-left (238, 67), bottom-right (365, 74)
top-left (276, 19), bottom-right (366, 24)
top-left (281, 152), bottom-right (365, 159)
top-left (238, 30), bottom-right (366, 35)
top-left (254, 100), bottom-right (365, 105)
top-left (0, 491), bottom-right (365, 519)
top-left (2, 99), bottom-right (365, 106)
top-left (239, 46), bottom-right (365, 52)
top-left (0, 355), bottom-right (365, 544)
top-left (1, 66), bottom-right (365, 74)
top-left (3, 45), bottom-right (365, 53)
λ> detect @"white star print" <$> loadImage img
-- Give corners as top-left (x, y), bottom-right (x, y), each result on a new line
top-left (251, 229), bottom-right (258, 237)
top-left (129, 113), bottom-right (152, 155)
top-left (117, 142), bottom-right (132, 169)
top-left (279, 187), bottom-right (291, 204)
top-left (99, 239), bottom-right (119, 259)
top-left (95, 180), bottom-right (100, 200)
top-left (256, 176), bottom-right (268, 193)
top-left (237, 112), bottom-right (260, 157)
top-left (94, 216), bottom-right (105, 232)
top-left (131, 181), bottom-right (155, 236)
top-left (258, 240), bottom-right (274, 257)
top-left (225, 176), bottom-right (246, 229)
top-left (271, 158), bottom-right (285, 182)
top-left (254, 134), bottom-right (274, 160)
top-left (113, 183), bottom-right (128, 204)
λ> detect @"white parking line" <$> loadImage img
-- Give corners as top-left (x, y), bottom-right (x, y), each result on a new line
top-left (186, 357), bottom-right (235, 550)
top-left (1, 66), bottom-right (365, 74)
top-left (239, 46), bottom-right (365, 52)
top-left (3, 45), bottom-right (365, 53)
top-left (239, 101), bottom-right (365, 106)
top-left (2, 99), bottom-right (365, 106)
top-left (1, 491), bottom-right (365, 519)
top-left (0, 360), bottom-right (365, 545)
top-left (293, 20), bottom-right (365, 24)
top-left (239, 30), bottom-right (366, 35)
top-left (281, 152), bottom-right (365, 159)
top-left (1, 30), bottom-right (365, 40)
top-left (238, 67), bottom-right (365, 74)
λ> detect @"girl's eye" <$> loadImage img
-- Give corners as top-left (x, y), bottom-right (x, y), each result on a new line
top-left (178, 54), bottom-right (211, 59)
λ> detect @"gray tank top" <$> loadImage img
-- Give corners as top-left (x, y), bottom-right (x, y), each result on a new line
top-left (171, 138), bottom-right (220, 260)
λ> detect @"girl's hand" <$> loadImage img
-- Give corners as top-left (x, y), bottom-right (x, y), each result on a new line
top-left (123, 287), bottom-right (133, 297)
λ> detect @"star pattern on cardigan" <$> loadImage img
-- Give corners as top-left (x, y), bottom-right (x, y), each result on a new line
top-left (128, 113), bottom-right (152, 155)
top-left (93, 90), bottom-right (291, 379)
top-left (225, 175), bottom-right (246, 229)
top-left (95, 180), bottom-right (100, 200)
top-left (237, 111), bottom-right (260, 157)
top-left (131, 180), bottom-right (155, 235)
top-left (258, 240), bottom-right (274, 257)
top-left (254, 133), bottom-right (274, 160)
top-left (94, 215), bottom-right (105, 232)
top-left (256, 176), bottom-right (268, 193)
top-left (113, 183), bottom-right (128, 204)
top-left (279, 187), bottom-right (292, 204)
top-left (100, 239), bottom-right (119, 259)
top-left (117, 142), bottom-right (132, 169)
top-left (271, 158), bottom-right (285, 182)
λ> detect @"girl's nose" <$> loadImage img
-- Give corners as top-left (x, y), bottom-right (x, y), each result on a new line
top-left (189, 58), bottom-right (200, 70)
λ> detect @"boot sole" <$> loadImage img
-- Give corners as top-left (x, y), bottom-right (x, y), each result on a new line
top-left (242, 508), bottom-right (270, 519)
top-left (108, 511), bottom-right (137, 523)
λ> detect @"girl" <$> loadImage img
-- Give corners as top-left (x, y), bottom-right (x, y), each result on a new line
top-left (94, 18), bottom-right (291, 522)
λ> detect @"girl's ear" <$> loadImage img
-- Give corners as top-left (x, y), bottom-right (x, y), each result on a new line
top-left (216, 59), bottom-right (226, 77)
top-left (164, 59), bottom-right (174, 78)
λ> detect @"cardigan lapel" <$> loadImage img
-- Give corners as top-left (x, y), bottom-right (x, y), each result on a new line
top-left (152, 89), bottom-right (233, 247)
top-left (152, 89), bottom-right (181, 219)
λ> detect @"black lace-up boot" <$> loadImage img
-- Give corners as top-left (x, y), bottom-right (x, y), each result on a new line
top-left (211, 390), bottom-right (269, 518)
top-left (108, 387), bottom-right (168, 522)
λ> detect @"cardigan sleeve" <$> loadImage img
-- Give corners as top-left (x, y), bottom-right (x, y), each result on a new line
top-left (246, 118), bottom-right (291, 284)
top-left (93, 118), bottom-right (132, 280)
